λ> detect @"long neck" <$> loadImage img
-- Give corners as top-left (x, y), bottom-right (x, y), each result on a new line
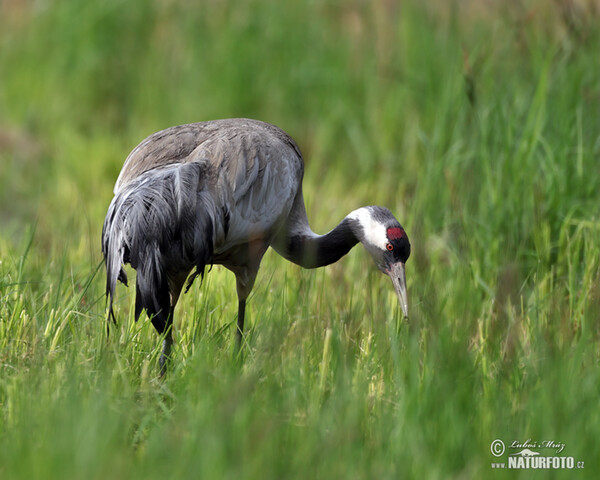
top-left (279, 217), bottom-right (361, 269)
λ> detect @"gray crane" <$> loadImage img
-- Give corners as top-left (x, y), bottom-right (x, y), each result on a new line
top-left (102, 119), bottom-right (410, 372)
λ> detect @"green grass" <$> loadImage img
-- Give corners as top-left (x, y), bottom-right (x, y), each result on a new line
top-left (1, 0), bottom-right (600, 478)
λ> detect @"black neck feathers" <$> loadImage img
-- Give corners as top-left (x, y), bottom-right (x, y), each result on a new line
top-left (284, 217), bottom-right (360, 269)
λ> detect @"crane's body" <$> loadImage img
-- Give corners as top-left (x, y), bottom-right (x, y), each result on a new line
top-left (102, 119), bottom-right (410, 373)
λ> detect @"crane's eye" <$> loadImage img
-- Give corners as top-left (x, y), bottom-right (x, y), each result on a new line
top-left (386, 243), bottom-right (394, 251)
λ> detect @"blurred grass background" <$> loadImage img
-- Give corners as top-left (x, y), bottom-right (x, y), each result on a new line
top-left (1, 0), bottom-right (600, 478)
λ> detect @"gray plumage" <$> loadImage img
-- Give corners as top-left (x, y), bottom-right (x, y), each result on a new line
top-left (103, 162), bottom-right (214, 333)
top-left (102, 118), bottom-right (410, 373)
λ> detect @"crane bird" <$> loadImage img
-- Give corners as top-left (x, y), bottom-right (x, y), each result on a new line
top-left (102, 119), bottom-right (410, 372)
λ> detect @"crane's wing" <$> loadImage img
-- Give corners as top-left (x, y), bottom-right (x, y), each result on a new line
top-left (114, 118), bottom-right (304, 249)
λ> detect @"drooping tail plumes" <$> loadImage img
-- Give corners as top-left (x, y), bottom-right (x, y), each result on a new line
top-left (101, 162), bottom-right (215, 333)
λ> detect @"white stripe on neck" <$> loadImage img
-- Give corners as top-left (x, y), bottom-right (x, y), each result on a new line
top-left (348, 207), bottom-right (387, 251)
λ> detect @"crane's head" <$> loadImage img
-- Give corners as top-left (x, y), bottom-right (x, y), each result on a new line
top-left (349, 207), bottom-right (411, 318)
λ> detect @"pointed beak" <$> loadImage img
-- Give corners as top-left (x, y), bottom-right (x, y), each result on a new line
top-left (387, 262), bottom-right (409, 318)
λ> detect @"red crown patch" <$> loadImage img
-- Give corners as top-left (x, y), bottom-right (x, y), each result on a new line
top-left (386, 227), bottom-right (405, 240)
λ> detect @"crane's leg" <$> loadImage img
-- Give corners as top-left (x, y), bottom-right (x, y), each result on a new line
top-left (154, 305), bottom-right (174, 377)
top-left (236, 299), bottom-right (246, 348)
top-left (151, 277), bottom-right (185, 376)
top-left (234, 270), bottom-right (259, 351)
top-left (229, 241), bottom-right (267, 353)
top-left (159, 306), bottom-right (174, 375)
